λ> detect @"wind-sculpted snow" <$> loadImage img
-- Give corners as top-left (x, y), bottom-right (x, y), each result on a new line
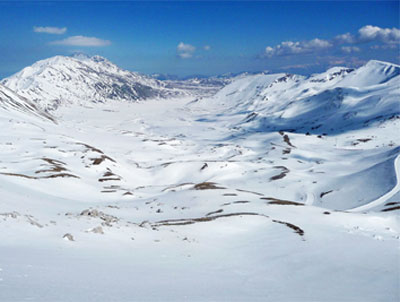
top-left (0, 60), bottom-right (399, 301)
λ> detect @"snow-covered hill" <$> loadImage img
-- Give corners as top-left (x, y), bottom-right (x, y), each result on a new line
top-left (0, 60), bottom-right (399, 302)
top-left (1, 54), bottom-right (189, 110)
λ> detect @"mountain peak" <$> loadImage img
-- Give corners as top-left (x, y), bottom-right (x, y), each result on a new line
top-left (91, 55), bottom-right (108, 63)
top-left (70, 53), bottom-right (109, 64)
top-left (334, 59), bottom-right (400, 87)
top-left (70, 52), bottom-right (91, 60)
top-left (1, 55), bottom-right (188, 110)
top-left (364, 59), bottom-right (400, 69)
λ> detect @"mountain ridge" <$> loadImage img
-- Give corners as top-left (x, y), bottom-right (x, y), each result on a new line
top-left (1, 56), bottom-right (399, 116)
top-left (1, 54), bottom-right (188, 110)
top-left (0, 83), bottom-right (55, 122)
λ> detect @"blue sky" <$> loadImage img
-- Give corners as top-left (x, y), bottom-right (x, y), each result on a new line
top-left (0, 1), bottom-right (399, 78)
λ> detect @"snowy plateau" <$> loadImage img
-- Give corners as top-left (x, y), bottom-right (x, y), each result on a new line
top-left (0, 54), bottom-right (399, 301)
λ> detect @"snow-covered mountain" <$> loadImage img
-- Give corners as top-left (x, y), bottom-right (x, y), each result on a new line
top-left (0, 59), bottom-right (399, 301)
top-left (189, 60), bottom-right (400, 211)
top-left (1, 54), bottom-right (189, 110)
top-left (196, 60), bottom-right (400, 135)
top-left (0, 83), bottom-right (55, 122)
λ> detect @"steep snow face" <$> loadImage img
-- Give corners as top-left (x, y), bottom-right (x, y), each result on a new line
top-left (1, 54), bottom-right (188, 110)
top-left (0, 84), bottom-right (55, 122)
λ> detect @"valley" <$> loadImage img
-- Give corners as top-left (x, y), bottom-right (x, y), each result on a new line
top-left (0, 55), bottom-right (399, 301)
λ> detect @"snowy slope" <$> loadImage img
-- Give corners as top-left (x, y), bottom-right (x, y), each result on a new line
top-left (197, 60), bottom-right (400, 135)
top-left (0, 60), bottom-right (399, 302)
top-left (0, 84), bottom-right (55, 122)
top-left (1, 54), bottom-right (188, 110)
top-left (189, 60), bottom-right (400, 210)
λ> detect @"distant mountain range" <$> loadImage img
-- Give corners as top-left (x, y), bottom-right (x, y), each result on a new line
top-left (1, 54), bottom-right (399, 126)
top-left (0, 55), bottom-right (272, 110)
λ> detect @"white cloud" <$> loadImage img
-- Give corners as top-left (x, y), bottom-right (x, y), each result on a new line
top-left (341, 46), bottom-right (360, 54)
top-left (265, 38), bottom-right (331, 57)
top-left (50, 36), bottom-right (111, 47)
top-left (177, 42), bottom-right (196, 59)
top-left (334, 26), bottom-right (400, 46)
top-left (358, 25), bottom-right (400, 44)
top-left (334, 32), bottom-right (354, 44)
top-left (203, 45), bottom-right (211, 51)
top-left (33, 26), bottom-right (67, 35)
top-left (264, 25), bottom-right (400, 58)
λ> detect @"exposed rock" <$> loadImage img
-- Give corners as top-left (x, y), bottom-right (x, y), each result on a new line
top-left (87, 226), bottom-right (104, 234)
top-left (63, 233), bottom-right (74, 241)
top-left (79, 209), bottom-right (119, 225)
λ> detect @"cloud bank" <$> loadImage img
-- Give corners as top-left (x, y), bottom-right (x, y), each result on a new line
top-left (33, 26), bottom-right (67, 35)
top-left (264, 25), bottom-right (399, 58)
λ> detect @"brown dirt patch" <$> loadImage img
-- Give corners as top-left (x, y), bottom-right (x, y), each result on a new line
top-left (193, 182), bottom-right (226, 190)
top-left (205, 209), bottom-right (224, 216)
top-left (382, 206), bottom-right (400, 212)
top-left (261, 197), bottom-right (304, 206)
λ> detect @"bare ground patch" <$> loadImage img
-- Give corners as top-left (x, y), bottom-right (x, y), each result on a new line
top-left (1, 172), bottom-right (79, 179)
top-left (272, 219), bottom-right (304, 237)
top-left (151, 212), bottom-right (305, 239)
top-left (193, 182), bottom-right (226, 190)
top-left (90, 155), bottom-right (116, 165)
top-left (261, 197), bottom-right (304, 206)
top-left (270, 166), bottom-right (289, 181)
top-left (205, 209), bottom-right (224, 216)
top-left (1, 157), bottom-right (79, 179)
top-left (385, 202), bottom-right (400, 206)
top-left (381, 206), bottom-right (400, 212)
top-left (153, 212), bottom-right (268, 226)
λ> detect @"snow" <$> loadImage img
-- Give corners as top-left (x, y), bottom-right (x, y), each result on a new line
top-left (0, 58), bottom-right (399, 301)
top-left (0, 55), bottom-right (191, 111)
